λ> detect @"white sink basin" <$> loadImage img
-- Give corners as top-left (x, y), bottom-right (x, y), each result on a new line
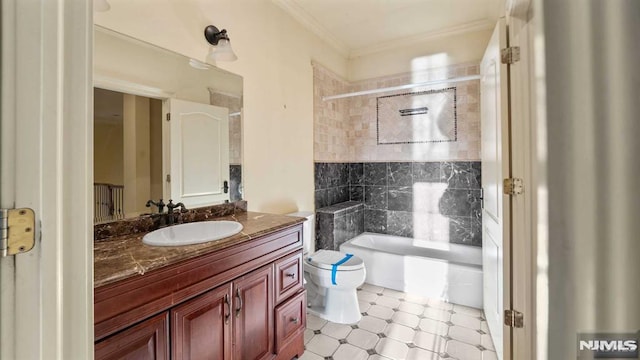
top-left (142, 221), bottom-right (243, 246)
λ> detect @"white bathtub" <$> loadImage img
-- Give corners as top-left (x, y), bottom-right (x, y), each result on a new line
top-left (340, 232), bottom-right (483, 309)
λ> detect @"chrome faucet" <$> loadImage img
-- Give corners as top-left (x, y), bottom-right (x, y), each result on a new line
top-left (166, 200), bottom-right (187, 225)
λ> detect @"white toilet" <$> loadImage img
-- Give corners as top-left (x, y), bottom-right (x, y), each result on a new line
top-left (287, 211), bottom-right (366, 324)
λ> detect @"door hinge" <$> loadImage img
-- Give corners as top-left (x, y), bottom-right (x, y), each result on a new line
top-left (504, 309), bottom-right (524, 328)
top-left (504, 178), bottom-right (524, 195)
top-left (1, 208), bottom-right (36, 257)
top-left (166, 174), bottom-right (171, 183)
top-left (501, 46), bottom-right (521, 64)
top-left (166, 113), bottom-right (171, 121)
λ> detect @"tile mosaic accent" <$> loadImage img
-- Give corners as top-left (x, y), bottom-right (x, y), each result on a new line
top-left (377, 88), bottom-right (457, 144)
top-left (313, 62), bottom-right (480, 162)
top-left (314, 161), bottom-right (482, 247)
top-left (302, 284), bottom-right (497, 360)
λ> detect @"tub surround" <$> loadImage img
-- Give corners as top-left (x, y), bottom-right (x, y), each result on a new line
top-left (315, 161), bottom-right (482, 247)
top-left (95, 210), bottom-right (304, 287)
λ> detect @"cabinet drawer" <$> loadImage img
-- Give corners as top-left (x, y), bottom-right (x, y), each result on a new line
top-left (274, 251), bottom-right (303, 304)
top-left (274, 291), bottom-right (306, 353)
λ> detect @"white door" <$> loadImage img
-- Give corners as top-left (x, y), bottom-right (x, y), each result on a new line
top-left (481, 18), bottom-right (511, 360)
top-left (1, 0), bottom-right (93, 358)
top-left (166, 98), bottom-right (230, 207)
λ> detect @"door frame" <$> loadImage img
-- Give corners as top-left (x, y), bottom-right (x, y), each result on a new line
top-left (481, 18), bottom-right (511, 360)
top-left (505, 0), bottom-right (538, 358)
top-left (0, 0), bottom-right (93, 358)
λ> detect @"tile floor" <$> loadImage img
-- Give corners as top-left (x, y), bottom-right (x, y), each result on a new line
top-left (301, 284), bottom-right (496, 360)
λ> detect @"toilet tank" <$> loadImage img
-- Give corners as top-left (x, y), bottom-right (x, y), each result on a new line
top-left (286, 211), bottom-right (315, 255)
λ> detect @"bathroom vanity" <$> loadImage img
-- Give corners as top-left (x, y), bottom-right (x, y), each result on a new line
top-left (93, 210), bottom-right (306, 360)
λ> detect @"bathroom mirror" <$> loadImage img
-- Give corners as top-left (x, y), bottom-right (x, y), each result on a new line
top-left (93, 26), bottom-right (243, 223)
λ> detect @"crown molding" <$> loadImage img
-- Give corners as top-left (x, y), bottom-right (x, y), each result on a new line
top-left (349, 19), bottom-right (495, 59)
top-left (272, 0), bottom-right (350, 57)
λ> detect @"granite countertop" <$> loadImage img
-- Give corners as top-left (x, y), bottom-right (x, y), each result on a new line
top-left (94, 211), bottom-right (304, 288)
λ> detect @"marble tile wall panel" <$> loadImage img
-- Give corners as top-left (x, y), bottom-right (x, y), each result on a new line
top-left (230, 165), bottom-right (242, 202)
top-left (316, 201), bottom-right (365, 250)
top-left (314, 161), bottom-right (482, 247)
top-left (314, 162), bottom-right (350, 209)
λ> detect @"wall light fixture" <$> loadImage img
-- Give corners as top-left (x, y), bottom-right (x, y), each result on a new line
top-left (204, 25), bottom-right (238, 62)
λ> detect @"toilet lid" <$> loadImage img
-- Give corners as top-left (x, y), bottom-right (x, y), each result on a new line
top-left (305, 250), bottom-right (364, 271)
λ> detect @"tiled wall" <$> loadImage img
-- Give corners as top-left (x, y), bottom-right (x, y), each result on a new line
top-left (313, 63), bottom-right (480, 162)
top-left (316, 201), bottom-right (364, 251)
top-left (313, 63), bottom-right (482, 247)
top-left (314, 161), bottom-right (482, 247)
top-left (230, 165), bottom-right (242, 201)
top-left (313, 62), bottom-right (351, 162)
top-left (210, 91), bottom-right (243, 165)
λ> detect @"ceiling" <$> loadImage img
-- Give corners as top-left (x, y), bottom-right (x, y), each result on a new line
top-left (273, 0), bottom-right (502, 57)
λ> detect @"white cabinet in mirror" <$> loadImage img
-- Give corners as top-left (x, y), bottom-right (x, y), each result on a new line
top-left (93, 26), bottom-right (243, 224)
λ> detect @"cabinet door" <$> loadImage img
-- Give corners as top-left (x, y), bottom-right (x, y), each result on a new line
top-left (172, 284), bottom-right (233, 360)
top-left (95, 312), bottom-right (169, 360)
top-left (233, 265), bottom-right (274, 360)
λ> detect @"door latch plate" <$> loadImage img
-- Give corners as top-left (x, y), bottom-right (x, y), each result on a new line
top-left (1, 208), bottom-right (36, 257)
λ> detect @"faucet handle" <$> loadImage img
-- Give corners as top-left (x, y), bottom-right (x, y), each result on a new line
top-left (145, 199), bottom-right (166, 214)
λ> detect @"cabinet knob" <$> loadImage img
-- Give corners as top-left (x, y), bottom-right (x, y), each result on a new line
top-left (290, 317), bottom-right (299, 324)
top-left (285, 273), bottom-right (296, 278)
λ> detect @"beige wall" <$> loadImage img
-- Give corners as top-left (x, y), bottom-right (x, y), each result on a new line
top-left (149, 99), bottom-right (163, 200)
top-left (348, 29), bottom-right (492, 81)
top-left (123, 95), bottom-right (151, 216)
top-left (95, 0), bottom-right (348, 214)
top-left (94, 1), bottom-right (488, 212)
top-left (94, 121), bottom-right (124, 185)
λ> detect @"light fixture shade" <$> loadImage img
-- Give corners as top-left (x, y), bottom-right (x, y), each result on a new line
top-left (94, 0), bottom-right (111, 12)
top-left (207, 39), bottom-right (237, 62)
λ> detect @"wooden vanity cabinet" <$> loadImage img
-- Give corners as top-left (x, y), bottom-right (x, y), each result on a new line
top-left (94, 224), bottom-right (305, 360)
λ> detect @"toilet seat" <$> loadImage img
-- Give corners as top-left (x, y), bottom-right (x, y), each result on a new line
top-left (305, 250), bottom-right (364, 271)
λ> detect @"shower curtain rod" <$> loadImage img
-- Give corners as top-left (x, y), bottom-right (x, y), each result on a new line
top-left (322, 74), bottom-right (481, 101)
